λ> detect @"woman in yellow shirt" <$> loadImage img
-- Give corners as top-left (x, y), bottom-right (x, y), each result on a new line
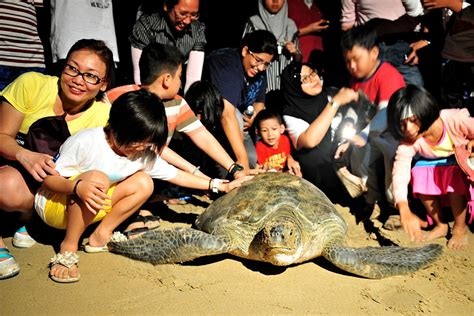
top-left (0, 39), bottom-right (113, 280)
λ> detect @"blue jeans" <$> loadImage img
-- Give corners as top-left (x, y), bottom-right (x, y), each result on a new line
top-left (379, 41), bottom-right (424, 87)
top-left (0, 65), bottom-right (45, 90)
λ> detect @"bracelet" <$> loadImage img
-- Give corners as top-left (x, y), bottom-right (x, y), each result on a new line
top-left (192, 166), bottom-right (200, 175)
top-left (208, 179), bottom-right (212, 191)
top-left (73, 179), bottom-right (82, 196)
top-left (226, 163), bottom-right (244, 180)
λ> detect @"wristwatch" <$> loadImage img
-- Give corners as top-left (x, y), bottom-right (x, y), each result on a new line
top-left (329, 100), bottom-right (340, 111)
top-left (227, 163), bottom-right (244, 180)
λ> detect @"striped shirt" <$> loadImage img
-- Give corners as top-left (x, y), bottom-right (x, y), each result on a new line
top-left (242, 21), bottom-right (299, 93)
top-left (129, 12), bottom-right (206, 59)
top-left (0, 0), bottom-right (45, 68)
top-left (106, 84), bottom-right (204, 144)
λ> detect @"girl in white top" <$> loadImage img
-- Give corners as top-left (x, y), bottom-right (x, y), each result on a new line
top-left (37, 89), bottom-right (251, 283)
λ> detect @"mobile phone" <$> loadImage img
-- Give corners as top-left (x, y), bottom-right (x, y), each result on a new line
top-left (320, 21), bottom-right (330, 26)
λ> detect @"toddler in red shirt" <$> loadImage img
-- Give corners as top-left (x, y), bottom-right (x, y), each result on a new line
top-left (254, 109), bottom-right (302, 177)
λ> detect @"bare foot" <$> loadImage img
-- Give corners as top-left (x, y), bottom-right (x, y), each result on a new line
top-left (447, 226), bottom-right (469, 250)
top-left (423, 223), bottom-right (449, 242)
top-left (88, 230), bottom-right (112, 248)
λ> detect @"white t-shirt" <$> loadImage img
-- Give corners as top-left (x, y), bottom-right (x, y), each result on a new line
top-left (49, 127), bottom-right (177, 182)
top-left (50, 0), bottom-right (119, 62)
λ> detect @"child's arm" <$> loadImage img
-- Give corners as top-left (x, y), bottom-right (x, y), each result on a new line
top-left (286, 155), bottom-right (302, 177)
top-left (42, 175), bottom-right (111, 215)
top-left (167, 169), bottom-right (253, 194)
top-left (392, 143), bottom-right (425, 241)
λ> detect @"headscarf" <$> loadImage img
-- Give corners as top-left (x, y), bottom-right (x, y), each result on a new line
top-left (281, 62), bottom-right (330, 123)
top-left (249, 0), bottom-right (298, 43)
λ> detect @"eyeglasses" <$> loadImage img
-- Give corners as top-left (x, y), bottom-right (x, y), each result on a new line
top-left (300, 70), bottom-right (318, 84)
top-left (63, 64), bottom-right (105, 85)
top-left (249, 51), bottom-right (272, 69)
top-left (174, 9), bottom-right (199, 21)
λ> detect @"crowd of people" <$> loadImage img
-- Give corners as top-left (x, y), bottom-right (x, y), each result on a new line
top-left (0, 0), bottom-right (473, 283)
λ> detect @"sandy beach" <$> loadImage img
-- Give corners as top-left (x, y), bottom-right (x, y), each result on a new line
top-left (2, 196), bottom-right (474, 315)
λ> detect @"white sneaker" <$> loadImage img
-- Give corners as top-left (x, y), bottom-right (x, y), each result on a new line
top-left (12, 226), bottom-right (36, 248)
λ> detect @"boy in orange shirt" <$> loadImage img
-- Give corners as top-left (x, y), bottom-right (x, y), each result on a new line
top-left (254, 110), bottom-right (302, 177)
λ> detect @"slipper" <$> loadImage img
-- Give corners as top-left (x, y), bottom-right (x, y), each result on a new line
top-left (0, 248), bottom-right (20, 280)
top-left (84, 244), bottom-right (109, 253)
top-left (49, 252), bottom-right (80, 283)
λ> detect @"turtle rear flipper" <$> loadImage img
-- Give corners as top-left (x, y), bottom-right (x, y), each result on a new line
top-left (108, 227), bottom-right (231, 264)
top-left (323, 243), bottom-right (443, 279)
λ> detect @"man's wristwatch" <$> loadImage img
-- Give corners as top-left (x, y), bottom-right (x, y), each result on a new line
top-left (329, 100), bottom-right (340, 111)
top-left (226, 163), bottom-right (244, 180)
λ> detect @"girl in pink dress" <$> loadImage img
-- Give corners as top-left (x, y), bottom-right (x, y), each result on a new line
top-left (388, 85), bottom-right (474, 250)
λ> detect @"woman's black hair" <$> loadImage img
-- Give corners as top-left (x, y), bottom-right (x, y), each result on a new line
top-left (184, 80), bottom-right (224, 131)
top-left (387, 85), bottom-right (440, 140)
top-left (65, 39), bottom-right (115, 100)
top-left (105, 89), bottom-right (168, 158)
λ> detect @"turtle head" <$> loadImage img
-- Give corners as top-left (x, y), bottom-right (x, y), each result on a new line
top-left (251, 217), bottom-right (302, 266)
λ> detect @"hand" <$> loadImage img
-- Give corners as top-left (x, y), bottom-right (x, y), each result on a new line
top-left (423, 0), bottom-right (463, 12)
top-left (243, 114), bottom-right (254, 130)
top-left (221, 175), bottom-right (253, 193)
top-left (309, 19), bottom-right (330, 32)
top-left (74, 179), bottom-right (111, 215)
top-left (351, 134), bottom-right (367, 147)
top-left (284, 41), bottom-right (298, 55)
top-left (334, 142), bottom-right (350, 159)
top-left (403, 40), bottom-right (429, 65)
top-left (287, 159), bottom-right (302, 177)
top-left (17, 149), bottom-right (59, 182)
top-left (332, 88), bottom-right (359, 107)
top-left (399, 203), bottom-right (425, 242)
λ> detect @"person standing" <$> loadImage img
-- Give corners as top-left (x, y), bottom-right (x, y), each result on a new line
top-left (49, 0), bottom-right (119, 74)
top-left (0, 0), bottom-right (46, 90)
top-left (130, 0), bottom-right (205, 92)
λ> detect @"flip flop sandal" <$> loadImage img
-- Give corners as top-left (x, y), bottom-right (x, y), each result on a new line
top-left (84, 244), bottom-right (109, 253)
top-left (129, 214), bottom-right (161, 229)
top-left (49, 252), bottom-right (80, 283)
top-left (123, 227), bottom-right (150, 239)
top-left (0, 248), bottom-right (20, 280)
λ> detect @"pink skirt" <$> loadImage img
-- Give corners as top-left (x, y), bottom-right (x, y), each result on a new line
top-left (411, 156), bottom-right (474, 224)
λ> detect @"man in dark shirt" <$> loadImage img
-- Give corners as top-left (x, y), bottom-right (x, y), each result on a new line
top-left (204, 30), bottom-right (277, 171)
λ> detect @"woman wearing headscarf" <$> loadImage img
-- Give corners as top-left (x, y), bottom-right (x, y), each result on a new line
top-left (243, 0), bottom-right (302, 98)
top-left (281, 62), bottom-right (363, 201)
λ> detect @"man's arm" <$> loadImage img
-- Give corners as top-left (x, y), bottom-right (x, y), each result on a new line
top-left (187, 129), bottom-right (235, 173)
top-left (131, 46), bottom-right (143, 85)
top-left (221, 99), bottom-right (249, 169)
top-left (161, 146), bottom-right (210, 179)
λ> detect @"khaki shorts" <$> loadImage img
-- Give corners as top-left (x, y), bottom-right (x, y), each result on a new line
top-left (35, 175), bottom-right (116, 229)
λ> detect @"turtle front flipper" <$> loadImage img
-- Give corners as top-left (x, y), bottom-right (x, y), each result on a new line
top-left (322, 243), bottom-right (443, 279)
top-left (108, 227), bottom-right (232, 264)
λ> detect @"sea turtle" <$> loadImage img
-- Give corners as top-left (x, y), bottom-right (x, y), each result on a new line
top-left (108, 172), bottom-right (442, 279)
